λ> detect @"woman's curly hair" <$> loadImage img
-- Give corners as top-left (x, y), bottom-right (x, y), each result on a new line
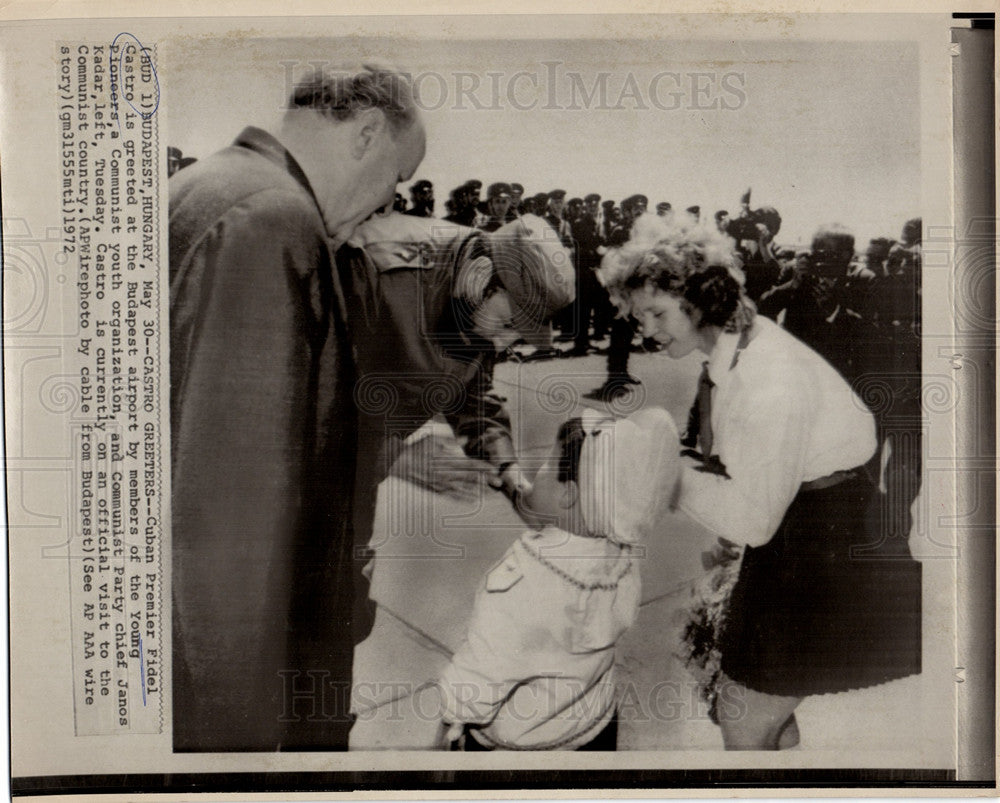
top-left (598, 214), bottom-right (756, 333)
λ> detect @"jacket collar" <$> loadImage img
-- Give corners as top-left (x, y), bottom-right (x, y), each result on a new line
top-left (233, 126), bottom-right (318, 208)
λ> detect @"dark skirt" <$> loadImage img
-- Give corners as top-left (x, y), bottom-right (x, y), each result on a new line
top-left (461, 713), bottom-right (619, 751)
top-left (719, 471), bottom-right (921, 697)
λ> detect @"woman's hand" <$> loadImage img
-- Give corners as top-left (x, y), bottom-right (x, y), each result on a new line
top-left (701, 536), bottom-right (743, 570)
top-left (436, 720), bottom-right (464, 750)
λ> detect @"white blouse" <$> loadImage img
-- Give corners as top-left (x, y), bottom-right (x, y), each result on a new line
top-left (678, 317), bottom-right (876, 548)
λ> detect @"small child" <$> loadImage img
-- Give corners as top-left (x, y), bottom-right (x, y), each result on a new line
top-left (436, 407), bottom-right (680, 750)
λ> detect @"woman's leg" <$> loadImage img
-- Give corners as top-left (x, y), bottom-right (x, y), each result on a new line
top-left (776, 713), bottom-right (800, 749)
top-left (717, 672), bottom-right (802, 750)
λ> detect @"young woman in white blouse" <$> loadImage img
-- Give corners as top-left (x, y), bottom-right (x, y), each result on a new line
top-left (600, 218), bottom-right (921, 750)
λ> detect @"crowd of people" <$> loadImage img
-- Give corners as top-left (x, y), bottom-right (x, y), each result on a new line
top-left (393, 179), bottom-right (920, 422)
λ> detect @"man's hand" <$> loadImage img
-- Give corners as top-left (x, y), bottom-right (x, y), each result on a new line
top-left (487, 462), bottom-right (533, 500)
top-left (388, 435), bottom-right (489, 501)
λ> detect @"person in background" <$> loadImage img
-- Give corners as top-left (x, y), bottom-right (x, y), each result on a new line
top-left (757, 225), bottom-right (868, 383)
top-left (545, 190), bottom-right (577, 342)
top-left (479, 182), bottom-right (513, 232)
top-left (863, 237), bottom-right (894, 278)
top-left (774, 247), bottom-right (797, 278)
top-left (544, 189), bottom-right (574, 247)
top-left (445, 181), bottom-right (482, 227)
top-left (725, 188), bottom-right (782, 303)
top-left (601, 199), bottom-right (617, 240)
top-left (568, 192), bottom-right (607, 356)
top-left (465, 178), bottom-right (484, 223)
top-left (566, 196), bottom-right (584, 224)
top-left (530, 191), bottom-right (551, 222)
top-left (443, 186), bottom-right (463, 223)
top-left (585, 193), bottom-right (646, 401)
top-left (169, 64), bottom-right (426, 751)
top-left (507, 182), bottom-right (525, 221)
top-left (392, 192), bottom-right (407, 213)
top-left (685, 205), bottom-right (701, 225)
top-left (656, 201), bottom-right (673, 219)
top-left (405, 178), bottom-right (435, 217)
top-left (606, 205), bottom-right (624, 237)
top-left (860, 217), bottom-right (922, 558)
top-left (714, 209), bottom-right (729, 235)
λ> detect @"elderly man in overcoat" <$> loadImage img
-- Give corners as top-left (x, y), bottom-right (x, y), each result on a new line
top-left (169, 66), bottom-right (425, 751)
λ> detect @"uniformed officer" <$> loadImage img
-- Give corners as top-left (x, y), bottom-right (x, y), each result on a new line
top-left (506, 182), bottom-right (525, 221)
top-left (480, 182), bottom-right (513, 232)
top-left (586, 194), bottom-right (647, 400)
top-left (406, 179), bottom-right (435, 217)
top-left (337, 211), bottom-right (576, 642)
top-left (568, 193), bottom-right (606, 356)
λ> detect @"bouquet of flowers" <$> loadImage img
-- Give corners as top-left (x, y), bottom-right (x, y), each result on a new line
top-left (673, 537), bottom-right (743, 725)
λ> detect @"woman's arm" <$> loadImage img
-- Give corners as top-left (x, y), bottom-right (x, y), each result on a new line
top-left (677, 380), bottom-right (810, 548)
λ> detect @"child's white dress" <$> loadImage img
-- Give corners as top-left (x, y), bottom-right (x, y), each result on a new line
top-left (438, 524), bottom-right (640, 750)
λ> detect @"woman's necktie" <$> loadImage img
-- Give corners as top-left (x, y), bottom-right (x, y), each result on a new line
top-left (682, 361), bottom-right (730, 478)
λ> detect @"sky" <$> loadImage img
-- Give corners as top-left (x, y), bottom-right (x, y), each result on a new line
top-left (164, 33), bottom-right (921, 249)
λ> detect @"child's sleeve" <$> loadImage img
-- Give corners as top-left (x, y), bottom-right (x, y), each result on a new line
top-left (437, 548), bottom-right (530, 727)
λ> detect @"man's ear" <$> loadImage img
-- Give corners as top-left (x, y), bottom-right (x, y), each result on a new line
top-left (560, 479), bottom-right (579, 510)
top-left (351, 108), bottom-right (387, 159)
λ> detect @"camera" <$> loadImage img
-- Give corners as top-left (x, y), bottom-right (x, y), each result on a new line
top-left (725, 205), bottom-right (782, 243)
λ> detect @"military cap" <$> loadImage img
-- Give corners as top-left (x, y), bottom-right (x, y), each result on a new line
top-left (410, 179), bottom-right (433, 193)
top-left (622, 194), bottom-right (648, 211)
top-left (489, 214), bottom-right (576, 330)
top-left (584, 193), bottom-right (602, 203)
top-left (548, 189), bottom-right (567, 200)
top-left (487, 182), bottom-right (512, 199)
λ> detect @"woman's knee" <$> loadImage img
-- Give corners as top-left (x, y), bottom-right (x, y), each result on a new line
top-left (720, 714), bottom-right (783, 750)
top-left (717, 674), bottom-right (801, 750)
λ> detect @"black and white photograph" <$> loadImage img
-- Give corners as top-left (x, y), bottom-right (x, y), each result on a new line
top-left (1, 6), bottom-right (994, 798)
top-left (164, 19), bottom-right (951, 760)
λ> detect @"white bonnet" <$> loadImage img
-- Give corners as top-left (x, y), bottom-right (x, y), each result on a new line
top-left (577, 407), bottom-right (681, 546)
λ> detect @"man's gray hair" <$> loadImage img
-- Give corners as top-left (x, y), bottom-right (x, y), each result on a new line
top-left (288, 64), bottom-right (418, 132)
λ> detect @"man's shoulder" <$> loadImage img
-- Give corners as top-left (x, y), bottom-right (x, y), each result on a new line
top-left (170, 142), bottom-right (318, 232)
